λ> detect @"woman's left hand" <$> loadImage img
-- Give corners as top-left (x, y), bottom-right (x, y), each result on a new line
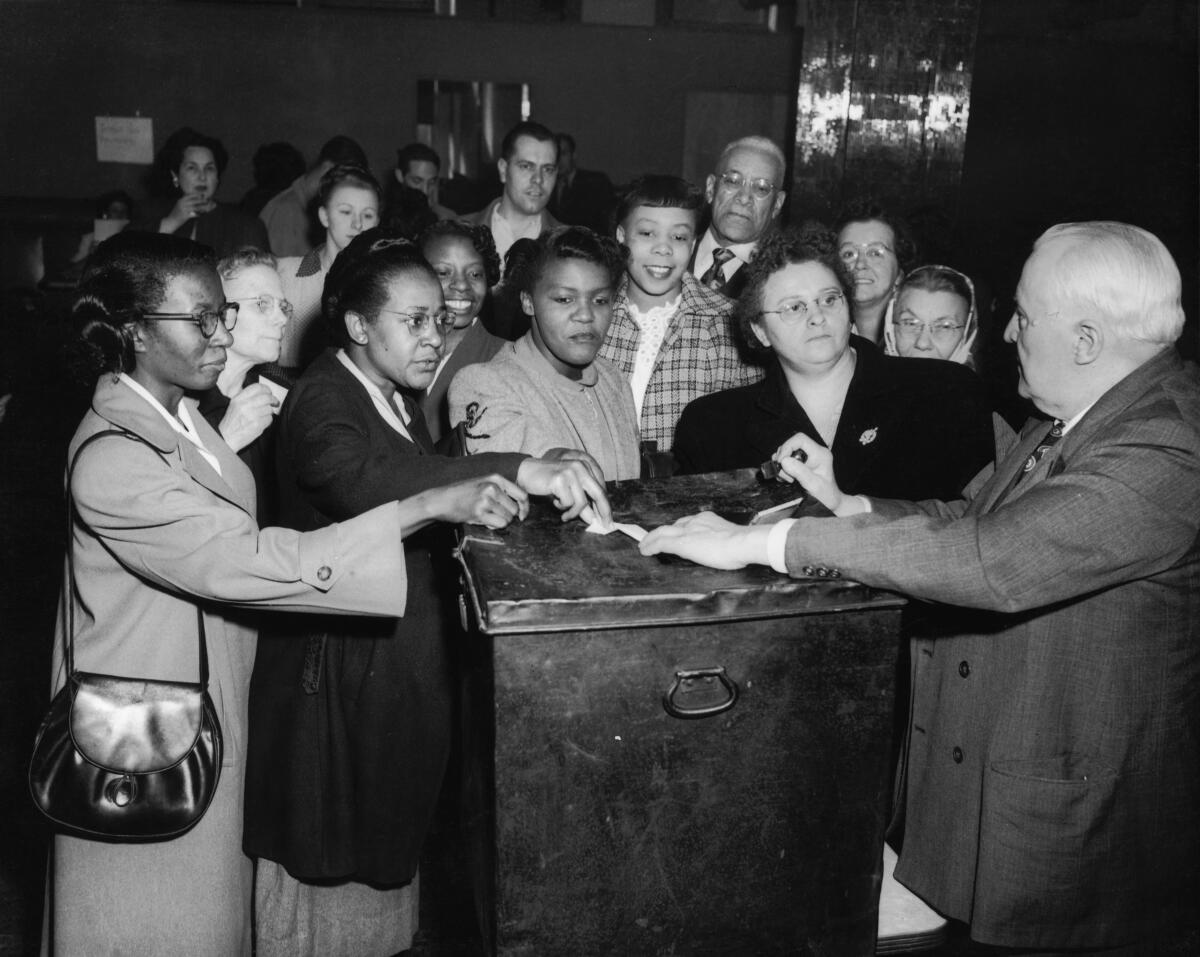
top-left (218, 383), bottom-right (280, 453)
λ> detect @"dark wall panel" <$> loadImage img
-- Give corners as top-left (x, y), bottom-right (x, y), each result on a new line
top-left (0, 1), bottom-right (793, 201)
top-left (957, 0), bottom-right (1197, 353)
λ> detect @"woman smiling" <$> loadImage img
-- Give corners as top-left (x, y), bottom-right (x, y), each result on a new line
top-left (244, 228), bottom-right (609, 956)
top-left (416, 220), bottom-right (505, 446)
top-left (46, 230), bottom-right (497, 956)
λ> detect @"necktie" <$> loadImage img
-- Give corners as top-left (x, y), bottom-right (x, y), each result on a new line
top-left (700, 247), bottom-right (736, 293)
top-left (994, 419), bottom-right (1065, 506)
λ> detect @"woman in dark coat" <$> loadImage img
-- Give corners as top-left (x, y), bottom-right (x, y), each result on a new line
top-left (139, 127), bottom-right (270, 257)
top-left (673, 225), bottom-right (993, 503)
top-left (243, 228), bottom-right (608, 956)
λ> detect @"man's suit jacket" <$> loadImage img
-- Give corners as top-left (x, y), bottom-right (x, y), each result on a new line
top-left (460, 197), bottom-right (561, 241)
top-left (780, 348), bottom-right (1200, 950)
top-left (687, 223), bottom-right (756, 301)
top-left (548, 167), bottom-right (614, 234)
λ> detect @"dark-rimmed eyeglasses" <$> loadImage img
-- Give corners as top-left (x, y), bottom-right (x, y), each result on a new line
top-left (715, 171), bottom-right (777, 201)
top-left (378, 309), bottom-right (455, 335)
top-left (760, 291), bottom-right (845, 322)
top-left (231, 294), bottom-right (294, 319)
top-left (141, 302), bottom-right (239, 338)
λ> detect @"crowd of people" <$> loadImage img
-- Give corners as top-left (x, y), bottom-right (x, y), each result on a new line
top-left (29, 115), bottom-right (1200, 957)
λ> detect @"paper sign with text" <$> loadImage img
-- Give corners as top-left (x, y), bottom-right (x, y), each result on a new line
top-left (95, 116), bottom-right (154, 164)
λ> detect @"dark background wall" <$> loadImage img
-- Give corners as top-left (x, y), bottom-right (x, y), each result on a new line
top-left (1, 0), bottom-right (1193, 344)
top-left (958, 0), bottom-right (1197, 357)
top-left (0, 0), bottom-right (794, 201)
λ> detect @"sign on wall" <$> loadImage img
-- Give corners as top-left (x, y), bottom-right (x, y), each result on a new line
top-left (95, 116), bottom-right (154, 165)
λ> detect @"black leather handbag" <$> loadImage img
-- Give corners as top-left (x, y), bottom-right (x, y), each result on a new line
top-left (28, 430), bottom-right (223, 842)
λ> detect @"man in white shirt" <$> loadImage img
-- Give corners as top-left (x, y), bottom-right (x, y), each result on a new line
top-left (463, 121), bottom-right (562, 262)
top-left (644, 221), bottom-right (1200, 955)
top-left (690, 135), bottom-right (788, 300)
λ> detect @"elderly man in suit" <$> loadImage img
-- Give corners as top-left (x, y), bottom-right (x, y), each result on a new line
top-left (463, 121), bottom-right (561, 262)
top-left (643, 221), bottom-right (1200, 954)
top-left (690, 135), bottom-right (787, 300)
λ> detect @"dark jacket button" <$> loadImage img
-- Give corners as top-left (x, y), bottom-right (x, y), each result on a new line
top-left (802, 565), bottom-right (815, 576)
top-left (317, 565), bottom-right (332, 582)
top-left (958, 660), bottom-right (970, 678)
top-left (952, 746), bottom-right (964, 764)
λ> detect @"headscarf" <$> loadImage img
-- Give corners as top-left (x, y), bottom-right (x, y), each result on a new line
top-left (882, 264), bottom-right (977, 367)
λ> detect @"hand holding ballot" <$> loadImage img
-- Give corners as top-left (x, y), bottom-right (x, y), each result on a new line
top-left (771, 433), bottom-right (869, 518)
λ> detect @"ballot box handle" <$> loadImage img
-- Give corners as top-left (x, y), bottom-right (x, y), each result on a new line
top-left (662, 667), bottom-right (739, 719)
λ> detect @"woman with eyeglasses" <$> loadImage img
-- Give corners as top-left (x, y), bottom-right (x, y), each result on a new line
top-left (276, 163), bottom-right (382, 373)
top-left (243, 227), bottom-right (611, 957)
top-left (191, 248), bottom-right (294, 521)
top-left (47, 230), bottom-right (528, 956)
top-left (883, 264), bottom-right (978, 367)
top-left (836, 199), bottom-right (919, 346)
top-left (673, 224), bottom-right (993, 503)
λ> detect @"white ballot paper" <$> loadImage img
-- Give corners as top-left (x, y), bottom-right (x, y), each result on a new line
top-left (581, 507), bottom-right (648, 542)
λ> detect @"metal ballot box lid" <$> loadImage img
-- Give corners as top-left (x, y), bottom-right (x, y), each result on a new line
top-left (457, 469), bottom-right (904, 633)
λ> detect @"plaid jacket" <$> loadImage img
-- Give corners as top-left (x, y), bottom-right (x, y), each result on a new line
top-left (598, 273), bottom-right (764, 450)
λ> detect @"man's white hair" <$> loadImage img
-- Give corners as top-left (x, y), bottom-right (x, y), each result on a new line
top-left (716, 136), bottom-right (787, 181)
top-left (1036, 221), bottom-right (1184, 346)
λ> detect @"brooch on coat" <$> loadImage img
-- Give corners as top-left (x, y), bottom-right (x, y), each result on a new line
top-left (858, 427), bottom-right (878, 446)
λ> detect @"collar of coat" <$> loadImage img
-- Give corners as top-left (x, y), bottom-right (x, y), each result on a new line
top-left (88, 374), bottom-right (255, 515)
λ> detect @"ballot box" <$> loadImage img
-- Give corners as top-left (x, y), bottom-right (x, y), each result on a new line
top-left (455, 470), bottom-right (904, 956)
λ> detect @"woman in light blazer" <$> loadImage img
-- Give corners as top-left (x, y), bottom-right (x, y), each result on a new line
top-left (45, 230), bottom-right (526, 956)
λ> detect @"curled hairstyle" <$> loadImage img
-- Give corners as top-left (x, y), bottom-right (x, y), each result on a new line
top-left (153, 127), bottom-right (230, 194)
top-left (318, 164), bottom-right (382, 209)
top-left (321, 227), bottom-right (439, 346)
top-left (510, 226), bottom-right (627, 297)
top-left (72, 232), bottom-right (216, 379)
top-left (217, 247), bottom-right (278, 283)
top-left (735, 224), bottom-right (849, 355)
top-left (1035, 221), bottom-right (1185, 346)
top-left (418, 220), bottom-right (502, 287)
top-left (836, 198), bottom-right (919, 272)
top-left (613, 175), bottom-right (704, 231)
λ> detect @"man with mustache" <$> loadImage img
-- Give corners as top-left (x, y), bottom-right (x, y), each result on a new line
top-left (464, 121), bottom-right (562, 263)
top-left (690, 135), bottom-right (788, 300)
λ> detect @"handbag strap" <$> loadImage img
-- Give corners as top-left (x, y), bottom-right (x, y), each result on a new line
top-left (64, 429), bottom-right (209, 688)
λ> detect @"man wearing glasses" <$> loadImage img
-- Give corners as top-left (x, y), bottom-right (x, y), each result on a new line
top-left (690, 135), bottom-right (788, 300)
top-left (645, 221), bottom-right (1200, 955)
